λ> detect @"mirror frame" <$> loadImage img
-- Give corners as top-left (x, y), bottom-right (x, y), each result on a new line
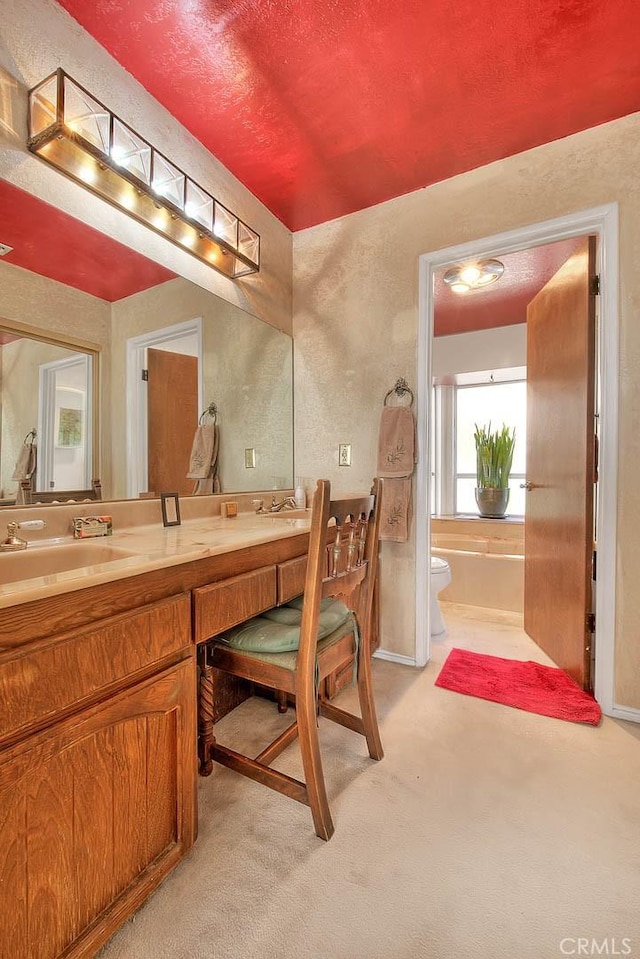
top-left (0, 316), bottom-right (101, 495)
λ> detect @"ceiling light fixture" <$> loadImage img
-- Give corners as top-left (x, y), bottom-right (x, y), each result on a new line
top-left (27, 69), bottom-right (260, 279)
top-left (443, 258), bottom-right (504, 294)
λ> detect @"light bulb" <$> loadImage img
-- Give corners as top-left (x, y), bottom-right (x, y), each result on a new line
top-left (78, 162), bottom-right (97, 184)
top-left (110, 144), bottom-right (127, 165)
top-left (460, 265), bottom-right (481, 285)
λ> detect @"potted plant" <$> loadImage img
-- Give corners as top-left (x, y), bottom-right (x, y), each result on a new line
top-left (473, 422), bottom-right (516, 518)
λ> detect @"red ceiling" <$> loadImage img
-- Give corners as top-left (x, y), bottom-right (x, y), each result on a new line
top-left (55, 0), bottom-right (640, 231)
top-left (434, 238), bottom-right (584, 337)
top-left (0, 180), bottom-right (175, 302)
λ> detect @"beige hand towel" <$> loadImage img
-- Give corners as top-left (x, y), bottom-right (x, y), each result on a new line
top-left (379, 477), bottom-right (412, 542)
top-left (187, 424), bottom-right (217, 479)
top-left (16, 479), bottom-right (30, 506)
top-left (377, 407), bottom-right (416, 477)
top-left (193, 474), bottom-right (222, 495)
top-left (12, 442), bottom-right (37, 482)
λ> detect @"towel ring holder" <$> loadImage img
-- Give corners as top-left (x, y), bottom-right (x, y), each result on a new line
top-left (383, 378), bottom-right (414, 408)
top-left (23, 428), bottom-right (37, 444)
top-left (199, 402), bottom-right (217, 425)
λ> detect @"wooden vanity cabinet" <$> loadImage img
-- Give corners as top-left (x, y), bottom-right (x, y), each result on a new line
top-left (0, 532), bottom-right (311, 958)
top-left (0, 527), bottom-right (350, 957)
top-left (0, 592), bottom-right (196, 959)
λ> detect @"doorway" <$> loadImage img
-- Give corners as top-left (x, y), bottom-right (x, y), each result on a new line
top-left (37, 353), bottom-right (92, 492)
top-left (416, 204), bottom-right (621, 719)
top-left (429, 235), bottom-right (596, 688)
top-left (126, 318), bottom-right (204, 498)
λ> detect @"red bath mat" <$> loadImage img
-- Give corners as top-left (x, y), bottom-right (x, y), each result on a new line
top-left (435, 648), bottom-right (602, 725)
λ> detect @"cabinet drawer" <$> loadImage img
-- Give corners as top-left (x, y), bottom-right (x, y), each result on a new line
top-left (0, 593), bottom-right (191, 745)
top-left (193, 565), bottom-right (277, 643)
top-left (277, 555), bottom-right (308, 604)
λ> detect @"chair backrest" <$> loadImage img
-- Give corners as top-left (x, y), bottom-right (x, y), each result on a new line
top-left (296, 478), bottom-right (382, 682)
top-left (19, 478), bottom-right (103, 504)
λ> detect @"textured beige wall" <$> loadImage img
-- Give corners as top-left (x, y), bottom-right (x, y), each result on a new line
top-left (0, 260), bottom-right (112, 493)
top-left (294, 112), bottom-right (640, 707)
top-left (0, 0), bottom-right (292, 335)
top-left (110, 278), bottom-right (293, 498)
top-left (0, 262), bottom-right (111, 348)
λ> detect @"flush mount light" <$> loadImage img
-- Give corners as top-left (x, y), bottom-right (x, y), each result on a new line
top-left (27, 69), bottom-right (260, 279)
top-left (443, 258), bottom-right (504, 294)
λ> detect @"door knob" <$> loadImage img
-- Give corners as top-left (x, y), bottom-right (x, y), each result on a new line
top-left (520, 481), bottom-right (534, 491)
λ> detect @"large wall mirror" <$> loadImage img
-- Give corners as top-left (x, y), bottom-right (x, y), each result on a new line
top-left (0, 179), bottom-right (293, 506)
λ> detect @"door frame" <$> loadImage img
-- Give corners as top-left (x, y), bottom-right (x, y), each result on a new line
top-left (415, 203), bottom-right (621, 719)
top-left (125, 318), bottom-right (203, 497)
top-left (37, 353), bottom-right (93, 491)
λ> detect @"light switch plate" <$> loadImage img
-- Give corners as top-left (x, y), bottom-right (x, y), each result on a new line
top-left (244, 447), bottom-right (256, 468)
top-left (339, 443), bottom-right (352, 466)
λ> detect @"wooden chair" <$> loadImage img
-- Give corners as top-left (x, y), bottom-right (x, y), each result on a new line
top-left (19, 478), bottom-right (102, 504)
top-left (198, 477), bottom-right (384, 840)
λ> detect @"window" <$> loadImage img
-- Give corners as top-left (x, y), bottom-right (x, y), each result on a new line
top-left (432, 370), bottom-right (527, 517)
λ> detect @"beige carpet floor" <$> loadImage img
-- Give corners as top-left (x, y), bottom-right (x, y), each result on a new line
top-left (98, 603), bottom-right (640, 959)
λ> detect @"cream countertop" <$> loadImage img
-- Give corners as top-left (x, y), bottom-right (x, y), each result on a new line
top-left (0, 509), bottom-right (311, 610)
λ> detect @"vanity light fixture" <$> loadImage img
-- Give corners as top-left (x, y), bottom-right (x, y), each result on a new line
top-left (443, 258), bottom-right (504, 294)
top-left (27, 69), bottom-right (260, 279)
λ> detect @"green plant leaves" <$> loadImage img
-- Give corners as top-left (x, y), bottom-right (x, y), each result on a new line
top-left (473, 422), bottom-right (516, 489)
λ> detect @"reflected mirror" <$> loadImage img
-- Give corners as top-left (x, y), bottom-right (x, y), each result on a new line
top-left (0, 179), bottom-right (293, 505)
top-left (0, 325), bottom-right (97, 504)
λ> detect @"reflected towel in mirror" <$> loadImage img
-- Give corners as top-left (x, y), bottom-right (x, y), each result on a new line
top-left (187, 424), bottom-right (217, 479)
top-left (12, 439), bottom-right (37, 483)
top-left (187, 423), bottom-right (221, 493)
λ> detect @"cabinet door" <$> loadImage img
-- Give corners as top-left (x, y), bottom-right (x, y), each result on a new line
top-left (0, 656), bottom-right (196, 959)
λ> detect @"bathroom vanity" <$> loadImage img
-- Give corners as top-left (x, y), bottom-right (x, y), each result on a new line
top-left (0, 499), bottom-right (312, 959)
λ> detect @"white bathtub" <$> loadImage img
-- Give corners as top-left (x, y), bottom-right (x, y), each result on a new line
top-left (431, 519), bottom-right (524, 613)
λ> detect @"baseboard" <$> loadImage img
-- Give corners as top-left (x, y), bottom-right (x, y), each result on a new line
top-left (609, 703), bottom-right (640, 724)
top-left (373, 648), bottom-right (417, 667)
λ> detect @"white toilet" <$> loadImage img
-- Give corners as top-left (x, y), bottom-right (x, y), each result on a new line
top-left (430, 556), bottom-right (452, 635)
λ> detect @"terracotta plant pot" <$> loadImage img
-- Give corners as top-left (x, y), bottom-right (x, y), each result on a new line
top-left (475, 487), bottom-right (509, 518)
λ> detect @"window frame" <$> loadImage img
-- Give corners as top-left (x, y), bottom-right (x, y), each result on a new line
top-left (432, 367), bottom-right (527, 517)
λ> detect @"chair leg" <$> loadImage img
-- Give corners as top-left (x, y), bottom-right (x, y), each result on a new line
top-left (198, 648), bottom-right (215, 776)
top-left (296, 692), bottom-right (335, 840)
top-left (276, 689), bottom-right (289, 714)
top-left (357, 644), bottom-right (384, 761)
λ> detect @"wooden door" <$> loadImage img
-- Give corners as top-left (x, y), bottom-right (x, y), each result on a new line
top-left (524, 236), bottom-right (596, 689)
top-left (147, 349), bottom-right (198, 496)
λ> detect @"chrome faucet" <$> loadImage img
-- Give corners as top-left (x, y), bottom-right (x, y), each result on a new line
top-left (251, 496), bottom-right (298, 514)
top-left (269, 496), bottom-right (297, 512)
top-left (0, 519), bottom-right (47, 551)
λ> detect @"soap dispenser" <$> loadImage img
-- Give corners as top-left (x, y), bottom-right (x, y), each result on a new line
top-left (294, 478), bottom-right (306, 509)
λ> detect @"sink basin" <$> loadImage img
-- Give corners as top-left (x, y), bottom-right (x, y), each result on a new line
top-left (0, 542), bottom-right (139, 586)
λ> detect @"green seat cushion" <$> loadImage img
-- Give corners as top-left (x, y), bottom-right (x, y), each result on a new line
top-left (218, 598), bottom-right (352, 653)
top-left (212, 616), bottom-right (357, 673)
